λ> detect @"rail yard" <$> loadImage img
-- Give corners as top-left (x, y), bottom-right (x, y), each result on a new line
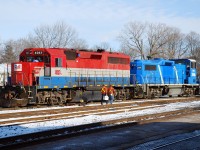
top-left (1, 0), bottom-right (200, 149)
top-left (0, 47), bottom-right (200, 149)
top-left (1, 97), bottom-right (200, 149)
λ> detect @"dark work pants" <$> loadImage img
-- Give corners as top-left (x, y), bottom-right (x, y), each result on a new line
top-left (109, 95), bottom-right (114, 104)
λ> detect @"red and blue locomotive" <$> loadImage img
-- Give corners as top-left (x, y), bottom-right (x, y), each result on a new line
top-left (0, 48), bottom-right (130, 107)
top-left (0, 48), bottom-right (199, 107)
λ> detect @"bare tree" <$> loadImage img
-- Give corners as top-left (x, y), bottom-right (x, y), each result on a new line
top-left (118, 21), bottom-right (190, 60)
top-left (147, 23), bottom-right (172, 58)
top-left (93, 42), bottom-right (111, 50)
top-left (161, 28), bottom-right (187, 59)
top-left (120, 43), bottom-right (138, 61)
top-left (29, 21), bottom-right (77, 48)
top-left (0, 38), bottom-right (3, 53)
top-left (5, 38), bottom-right (34, 59)
top-left (70, 38), bottom-right (89, 49)
top-left (185, 31), bottom-right (200, 75)
top-left (185, 31), bottom-right (200, 59)
top-left (118, 22), bottom-right (146, 59)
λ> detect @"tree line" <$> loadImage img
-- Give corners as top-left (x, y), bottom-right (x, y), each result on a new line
top-left (0, 21), bottom-right (200, 66)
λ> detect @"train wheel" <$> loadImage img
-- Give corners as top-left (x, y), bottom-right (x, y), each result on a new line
top-left (1, 99), bottom-right (12, 107)
top-left (137, 88), bottom-right (144, 98)
top-left (48, 98), bottom-right (54, 106)
top-left (70, 90), bottom-right (77, 100)
top-left (57, 97), bottom-right (63, 105)
top-left (122, 94), bottom-right (126, 101)
top-left (162, 86), bottom-right (169, 95)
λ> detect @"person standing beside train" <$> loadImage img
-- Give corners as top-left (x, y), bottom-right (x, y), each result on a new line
top-left (108, 85), bottom-right (115, 104)
top-left (101, 84), bottom-right (108, 105)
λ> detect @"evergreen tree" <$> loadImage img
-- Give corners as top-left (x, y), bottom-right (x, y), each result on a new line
top-left (0, 45), bottom-right (17, 63)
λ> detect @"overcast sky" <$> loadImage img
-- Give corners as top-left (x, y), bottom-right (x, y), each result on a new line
top-left (0, 0), bottom-right (200, 49)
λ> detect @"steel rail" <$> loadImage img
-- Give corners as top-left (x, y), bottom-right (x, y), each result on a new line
top-left (0, 108), bottom-right (199, 149)
top-left (152, 134), bottom-right (200, 150)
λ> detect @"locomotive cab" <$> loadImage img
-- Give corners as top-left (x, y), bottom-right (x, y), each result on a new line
top-left (173, 59), bottom-right (197, 84)
top-left (12, 48), bottom-right (49, 86)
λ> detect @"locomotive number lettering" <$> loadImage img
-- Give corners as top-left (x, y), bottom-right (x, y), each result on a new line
top-left (34, 51), bottom-right (43, 55)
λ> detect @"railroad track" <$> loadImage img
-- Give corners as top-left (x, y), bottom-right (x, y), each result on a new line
top-left (1, 97), bottom-right (200, 149)
top-left (152, 134), bottom-right (200, 150)
top-left (0, 97), bottom-right (199, 126)
top-left (0, 96), bottom-right (198, 111)
top-left (1, 108), bottom-right (200, 149)
top-left (131, 126), bottom-right (200, 150)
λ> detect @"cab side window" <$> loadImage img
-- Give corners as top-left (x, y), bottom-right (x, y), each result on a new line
top-left (44, 56), bottom-right (50, 63)
top-left (55, 58), bottom-right (62, 67)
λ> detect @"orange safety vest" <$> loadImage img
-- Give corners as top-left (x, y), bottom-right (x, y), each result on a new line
top-left (108, 86), bottom-right (115, 95)
top-left (101, 86), bottom-right (107, 94)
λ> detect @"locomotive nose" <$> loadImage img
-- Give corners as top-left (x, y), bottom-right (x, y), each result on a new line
top-left (12, 62), bottom-right (23, 85)
top-left (11, 62), bottom-right (43, 86)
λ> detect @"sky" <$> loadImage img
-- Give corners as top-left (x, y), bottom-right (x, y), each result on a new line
top-left (0, 0), bottom-right (200, 50)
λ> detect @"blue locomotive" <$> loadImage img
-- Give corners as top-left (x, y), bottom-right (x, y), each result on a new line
top-left (130, 58), bottom-right (199, 98)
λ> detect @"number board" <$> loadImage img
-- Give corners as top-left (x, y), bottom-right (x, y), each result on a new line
top-left (34, 51), bottom-right (43, 55)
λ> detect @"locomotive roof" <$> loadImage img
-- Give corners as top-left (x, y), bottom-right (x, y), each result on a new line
top-left (22, 48), bottom-right (129, 57)
top-left (171, 58), bottom-right (196, 63)
top-left (132, 58), bottom-right (175, 65)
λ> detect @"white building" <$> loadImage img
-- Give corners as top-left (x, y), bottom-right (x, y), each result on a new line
top-left (0, 64), bottom-right (11, 86)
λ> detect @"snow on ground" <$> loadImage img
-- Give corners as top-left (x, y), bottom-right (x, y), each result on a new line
top-left (0, 105), bottom-right (158, 123)
top-left (1, 101), bottom-right (200, 138)
top-left (0, 97), bottom-right (182, 114)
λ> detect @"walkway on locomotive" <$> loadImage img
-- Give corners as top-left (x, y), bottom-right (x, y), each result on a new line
top-left (13, 48), bottom-right (131, 89)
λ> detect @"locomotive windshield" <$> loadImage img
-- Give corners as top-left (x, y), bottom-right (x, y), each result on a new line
top-left (173, 59), bottom-right (196, 69)
top-left (20, 49), bottom-right (50, 64)
top-left (191, 61), bottom-right (196, 69)
top-left (26, 56), bottom-right (43, 62)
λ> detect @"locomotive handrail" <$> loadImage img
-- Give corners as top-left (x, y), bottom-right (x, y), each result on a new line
top-left (67, 70), bottom-right (128, 87)
top-left (173, 66), bottom-right (180, 84)
top-left (158, 65), bottom-right (164, 84)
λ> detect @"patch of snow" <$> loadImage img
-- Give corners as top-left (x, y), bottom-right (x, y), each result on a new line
top-left (0, 101), bottom-right (200, 138)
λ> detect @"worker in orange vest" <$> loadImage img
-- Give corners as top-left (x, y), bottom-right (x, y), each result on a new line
top-left (101, 84), bottom-right (108, 105)
top-left (107, 85), bottom-right (115, 104)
